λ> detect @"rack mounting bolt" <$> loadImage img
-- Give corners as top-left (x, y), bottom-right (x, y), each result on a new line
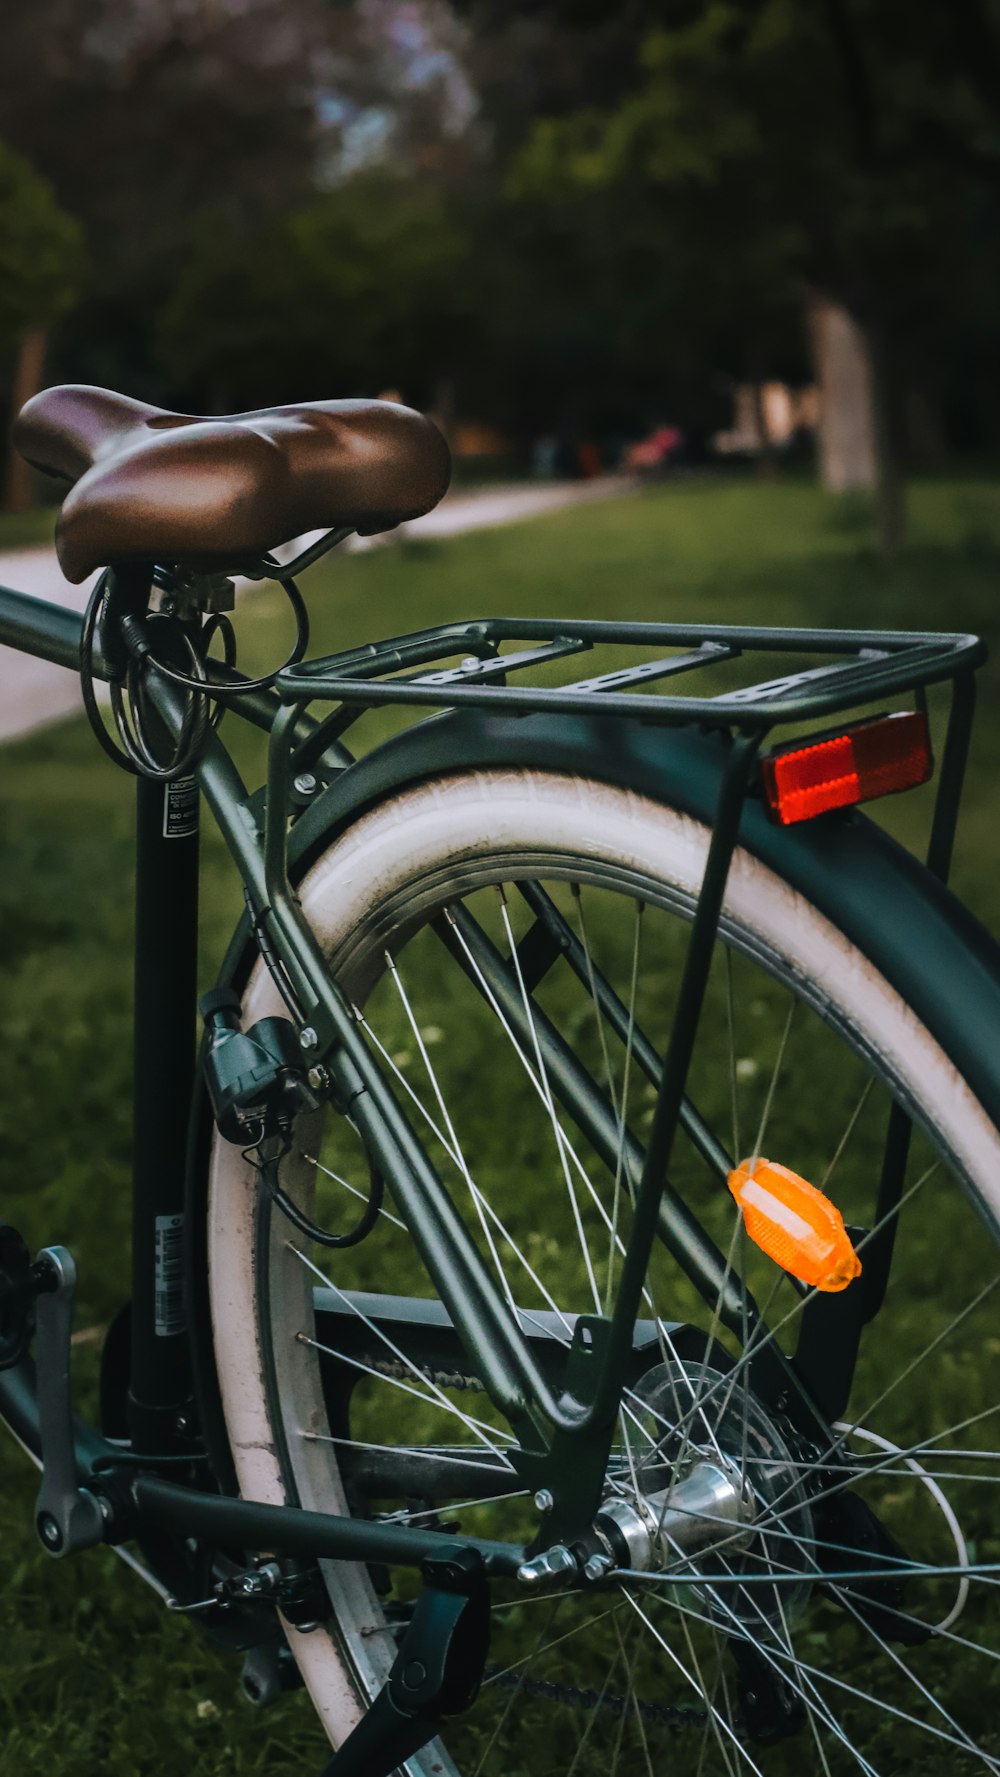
top-left (38, 1513), bottom-right (63, 1552)
top-left (583, 1552), bottom-right (613, 1583)
top-left (293, 773), bottom-right (318, 796)
top-left (299, 1027), bottom-right (319, 1052)
top-left (533, 1489), bottom-right (554, 1513)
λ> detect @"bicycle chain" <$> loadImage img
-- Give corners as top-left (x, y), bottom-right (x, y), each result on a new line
top-left (483, 1665), bottom-right (709, 1729)
top-left (345, 1349), bottom-right (748, 1734)
top-left (352, 1352), bottom-right (486, 1391)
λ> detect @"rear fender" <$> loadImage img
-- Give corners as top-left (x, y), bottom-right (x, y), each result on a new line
top-left (267, 709), bottom-right (1000, 1128)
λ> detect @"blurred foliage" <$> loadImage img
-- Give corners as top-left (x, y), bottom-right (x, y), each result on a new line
top-left (0, 0), bottom-right (349, 397)
top-left (0, 140), bottom-right (83, 347)
top-left (505, 0), bottom-right (1000, 447)
top-left (0, 0), bottom-right (998, 452)
top-left (0, 0), bottom-right (331, 242)
top-left (157, 174), bottom-right (474, 410)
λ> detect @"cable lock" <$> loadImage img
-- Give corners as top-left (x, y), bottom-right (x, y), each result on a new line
top-left (79, 566), bottom-right (309, 780)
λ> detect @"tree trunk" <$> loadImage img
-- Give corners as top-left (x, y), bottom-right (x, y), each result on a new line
top-left (749, 368), bottom-right (778, 481)
top-left (808, 294), bottom-right (876, 490)
top-left (3, 325), bottom-right (48, 514)
top-left (807, 294), bottom-right (905, 552)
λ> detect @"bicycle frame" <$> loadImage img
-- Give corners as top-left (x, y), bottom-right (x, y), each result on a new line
top-left (0, 568), bottom-right (987, 1566)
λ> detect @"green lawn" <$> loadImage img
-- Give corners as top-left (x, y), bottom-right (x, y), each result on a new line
top-left (2, 472), bottom-right (1000, 1774)
top-left (0, 505), bottom-right (62, 552)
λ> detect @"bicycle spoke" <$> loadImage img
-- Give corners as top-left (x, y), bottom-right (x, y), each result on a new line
top-left (497, 888), bottom-right (602, 1311)
top-left (621, 1590), bottom-right (767, 1776)
top-left (290, 1243), bottom-right (516, 1463)
top-left (769, 1572), bottom-right (836, 1777)
top-left (384, 947), bottom-right (517, 1310)
top-left (610, 1611), bottom-right (656, 1777)
top-left (571, 890), bottom-right (642, 1313)
top-left (761, 1634), bottom-right (1000, 1768)
top-left (442, 901), bottom-right (656, 1312)
top-left (674, 1610), bottom-right (740, 1777)
top-left (831, 1582), bottom-right (996, 1767)
top-left (752, 1333), bottom-right (1000, 1551)
top-left (749, 996), bottom-right (796, 1162)
top-left (247, 836), bottom-right (1000, 1777)
top-left (660, 1157), bottom-right (945, 1463)
top-left (819, 1075), bottom-right (876, 1194)
top-left (296, 1331), bottom-right (516, 1456)
top-left (733, 1604), bottom-right (879, 1777)
top-left (564, 1620), bottom-right (631, 1777)
top-left (833, 1273), bottom-right (1000, 1451)
top-left (724, 946), bottom-right (740, 1162)
top-left (473, 1600), bottom-right (563, 1777)
top-left (355, 1004), bottom-right (578, 1336)
top-left (378, 1486), bottom-right (530, 1523)
top-left (481, 1602), bottom-right (624, 1688)
top-left (303, 1151), bottom-right (406, 1230)
top-left (672, 996), bottom-right (796, 1490)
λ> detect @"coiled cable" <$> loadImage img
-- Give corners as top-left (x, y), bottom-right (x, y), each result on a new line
top-left (79, 568), bottom-right (309, 780)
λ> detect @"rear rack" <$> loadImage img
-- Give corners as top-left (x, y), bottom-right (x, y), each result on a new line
top-left (277, 617), bottom-right (984, 733)
top-left (265, 617), bottom-right (984, 902)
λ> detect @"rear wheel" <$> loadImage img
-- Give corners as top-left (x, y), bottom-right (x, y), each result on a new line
top-left (206, 769), bottom-right (1000, 1776)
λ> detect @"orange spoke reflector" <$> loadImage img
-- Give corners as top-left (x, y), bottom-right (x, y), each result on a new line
top-left (760, 710), bottom-right (932, 826)
top-left (728, 1158), bottom-right (862, 1292)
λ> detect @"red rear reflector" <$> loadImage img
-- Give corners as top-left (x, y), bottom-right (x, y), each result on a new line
top-left (761, 711), bottom-right (932, 826)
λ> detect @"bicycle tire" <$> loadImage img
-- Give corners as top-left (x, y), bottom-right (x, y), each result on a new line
top-left (205, 765), bottom-right (1000, 1776)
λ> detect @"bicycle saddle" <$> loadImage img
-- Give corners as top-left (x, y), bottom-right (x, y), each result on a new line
top-left (13, 383), bottom-right (452, 583)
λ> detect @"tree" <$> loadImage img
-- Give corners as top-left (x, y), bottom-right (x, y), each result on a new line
top-left (0, 0), bottom-right (339, 399)
top-left (0, 1), bottom-right (489, 405)
top-left (0, 140), bottom-right (83, 511)
top-left (492, 0), bottom-right (1000, 548)
top-left (156, 174), bottom-right (474, 412)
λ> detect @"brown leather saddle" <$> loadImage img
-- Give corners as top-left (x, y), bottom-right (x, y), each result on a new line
top-left (14, 384), bottom-right (452, 583)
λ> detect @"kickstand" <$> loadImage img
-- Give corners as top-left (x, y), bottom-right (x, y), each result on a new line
top-left (320, 1546), bottom-right (490, 1777)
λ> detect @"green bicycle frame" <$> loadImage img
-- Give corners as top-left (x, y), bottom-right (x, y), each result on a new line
top-left (0, 570), bottom-right (987, 1556)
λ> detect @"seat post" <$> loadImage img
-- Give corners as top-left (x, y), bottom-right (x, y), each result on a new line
top-left (126, 572), bottom-right (200, 1452)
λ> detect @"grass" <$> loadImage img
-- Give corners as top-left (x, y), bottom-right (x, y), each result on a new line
top-left (2, 471), bottom-right (1000, 1773)
top-left (0, 505), bottom-right (61, 552)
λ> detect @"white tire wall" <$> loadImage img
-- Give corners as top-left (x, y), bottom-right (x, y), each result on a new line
top-left (206, 769), bottom-right (1000, 1755)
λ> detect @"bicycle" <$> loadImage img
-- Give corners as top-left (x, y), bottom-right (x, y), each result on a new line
top-left (1, 379), bottom-right (999, 1777)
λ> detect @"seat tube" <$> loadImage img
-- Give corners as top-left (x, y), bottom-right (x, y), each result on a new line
top-left (128, 769), bottom-right (200, 1450)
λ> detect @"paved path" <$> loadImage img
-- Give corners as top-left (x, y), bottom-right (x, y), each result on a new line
top-left (0, 476), bottom-right (630, 744)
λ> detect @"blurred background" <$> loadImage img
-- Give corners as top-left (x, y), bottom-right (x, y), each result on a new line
top-left (4, 7), bottom-right (1000, 1774)
top-left (2, 0), bottom-right (1000, 548)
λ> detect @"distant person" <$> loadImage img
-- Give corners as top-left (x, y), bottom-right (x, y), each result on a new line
top-left (577, 440), bottom-right (602, 478)
top-left (531, 433), bottom-right (560, 479)
top-left (622, 424), bottom-right (683, 473)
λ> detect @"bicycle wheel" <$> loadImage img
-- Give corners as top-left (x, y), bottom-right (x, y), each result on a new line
top-left (206, 767), bottom-right (1000, 1776)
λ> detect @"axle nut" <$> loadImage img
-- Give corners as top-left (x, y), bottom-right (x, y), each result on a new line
top-left (517, 1544), bottom-right (577, 1586)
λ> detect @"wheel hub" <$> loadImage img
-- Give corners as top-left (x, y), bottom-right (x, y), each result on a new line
top-left (596, 1451), bottom-right (756, 1571)
top-left (595, 1358), bottom-right (817, 1625)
